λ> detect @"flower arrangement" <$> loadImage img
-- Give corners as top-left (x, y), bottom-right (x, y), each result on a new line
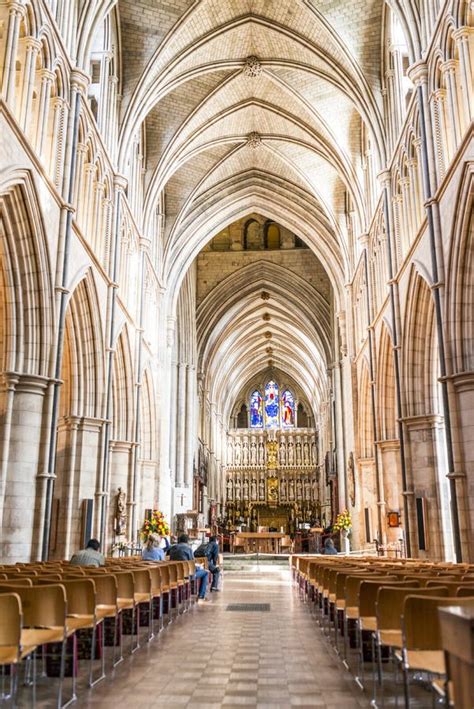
top-left (140, 509), bottom-right (170, 541)
top-left (333, 509), bottom-right (352, 532)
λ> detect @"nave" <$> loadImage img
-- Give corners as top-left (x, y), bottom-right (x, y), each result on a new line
top-left (75, 569), bottom-right (367, 709)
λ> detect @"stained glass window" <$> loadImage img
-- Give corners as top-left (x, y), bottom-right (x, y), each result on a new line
top-left (264, 380), bottom-right (279, 428)
top-left (281, 390), bottom-right (295, 428)
top-left (250, 390), bottom-right (263, 428)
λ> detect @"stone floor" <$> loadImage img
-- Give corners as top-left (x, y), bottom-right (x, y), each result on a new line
top-left (73, 569), bottom-right (369, 709)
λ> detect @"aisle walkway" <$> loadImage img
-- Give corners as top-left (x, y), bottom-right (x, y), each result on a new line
top-left (78, 570), bottom-right (369, 708)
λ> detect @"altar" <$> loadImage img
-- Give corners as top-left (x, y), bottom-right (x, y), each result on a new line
top-left (231, 532), bottom-right (289, 554)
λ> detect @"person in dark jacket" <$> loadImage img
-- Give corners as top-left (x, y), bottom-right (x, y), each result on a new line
top-left (167, 534), bottom-right (208, 600)
top-left (207, 535), bottom-right (221, 592)
top-left (323, 537), bottom-right (338, 555)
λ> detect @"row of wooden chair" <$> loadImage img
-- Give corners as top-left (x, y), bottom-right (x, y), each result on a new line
top-left (0, 558), bottom-right (207, 707)
top-left (291, 554), bottom-right (474, 707)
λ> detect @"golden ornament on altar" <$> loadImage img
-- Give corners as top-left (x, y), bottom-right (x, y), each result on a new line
top-left (266, 440), bottom-right (278, 467)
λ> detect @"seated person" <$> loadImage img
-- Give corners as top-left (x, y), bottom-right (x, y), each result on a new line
top-left (142, 533), bottom-right (169, 561)
top-left (70, 538), bottom-right (105, 567)
top-left (167, 533), bottom-right (208, 601)
top-left (323, 537), bottom-right (338, 555)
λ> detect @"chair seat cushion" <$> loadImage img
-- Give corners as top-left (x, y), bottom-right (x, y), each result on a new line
top-left (345, 606), bottom-right (359, 619)
top-left (0, 644), bottom-right (36, 664)
top-left (22, 627), bottom-right (64, 646)
top-left (96, 605), bottom-right (116, 620)
top-left (360, 616), bottom-right (377, 631)
top-left (117, 598), bottom-right (134, 610)
top-left (336, 599), bottom-right (346, 610)
top-left (378, 629), bottom-right (402, 648)
top-left (405, 650), bottom-right (445, 675)
top-left (134, 592), bottom-right (151, 603)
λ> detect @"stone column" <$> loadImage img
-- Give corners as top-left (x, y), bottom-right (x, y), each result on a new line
top-left (184, 364), bottom-right (196, 487)
top-left (1, 0), bottom-right (24, 107)
top-left (175, 362), bottom-right (186, 487)
top-left (19, 36), bottom-right (40, 131)
top-left (2, 374), bottom-right (49, 562)
top-left (453, 27), bottom-right (473, 126)
top-left (35, 68), bottom-right (54, 156)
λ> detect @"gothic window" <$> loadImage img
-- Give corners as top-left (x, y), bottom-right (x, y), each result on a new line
top-left (264, 222), bottom-right (281, 249)
top-left (281, 390), bottom-right (295, 427)
top-left (249, 392), bottom-right (263, 428)
top-left (264, 380), bottom-right (279, 428)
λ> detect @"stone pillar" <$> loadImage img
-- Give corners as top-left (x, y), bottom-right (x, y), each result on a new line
top-left (35, 68), bottom-right (54, 156)
top-left (1, 374), bottom-right (49, 562)
top-left (175, 362), bottom-right (186, 487)
top-left (1, 0), bottom-right (24, 107)
top-left (19, 37), bottom-right (40, 131)
top-left (451, 373), bottom-right (474, 561)
top-left (453, 27), bottom-right (473, 126)
top-left (184, 364), bottom-right (195, 487)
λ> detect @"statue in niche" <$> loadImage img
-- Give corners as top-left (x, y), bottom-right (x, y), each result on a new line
top-left (279, 440), bottom-right (286, 466)
top-left (303, 441), bottom-right (310, 465)
top-left (250, 441), bottom-right (257, 465)
top-left (311, 440), bottom-right (317, 464)
top-left (234, 441), bottom-right (241, 465)
top-left (258, 440), bottom-right (265, 464)
top-left (242, 441), bottom-right (249, 466)
top-left (288, 442), bottom-right (295, 466)
top-left (250, 506), bottom-right (258, 532)
top-left (243, 477), bottom-right (249, 500)
top-left (259, 476), bottom-right (265, 500)
top-left (115, 487), bottom-right (127, 536)
top-left (289, 478), bottom-right (295, 501)
top-left (347, 452), bottom-right (356, 507)
top-left (235, 476), bottom-right (241, 500)
top-left (312, 478), bottom-right (318, 501)
top-left (227, 440), bottom-right (234, 465)
top-left (267, 440), bottom-right (278, 468)
top-left (304, 477), bottom-right (311, 500)
top-left (296, 478), bottom-right (303, 500)
top-left (251, 477), bottom-right (257, 500)
top-left (295, 440), bottom-right (302, 465)
top-left (226, 476), bottom-right (233, 501)
top-left (280, 477), bottom-right (287, 500)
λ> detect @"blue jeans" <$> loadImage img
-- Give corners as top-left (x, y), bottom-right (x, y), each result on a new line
top-left (195, 566), bottom-right (208, 598)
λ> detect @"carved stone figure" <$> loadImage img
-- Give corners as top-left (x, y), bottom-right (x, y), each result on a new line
top-left (259, 477), bottom-right (265, 500)
top-left (296, 478), bottom-right (303, 500)
top-left (243, 477), bottom-right (249, 499)
top-left (227, 440), bottom-right (233, 465)
top-left (289, 478), bottom-right (295, 500)
top-left (280, 477), bottom-right (287, 500)
top-left (312, 478), bottom-right (318, 501)
top-left (251, 477), bottom-right (257, 500)
top-left (279, 440), bottom-right (286, 465)
top-left (258, 441), bottom-right (265, 464)
top-left (226, 476), bottom-right (233, 501)
top-left (311, 440), bottom-right (317, 464)
top-left (250, 441), bottom-right (257, 465)
top-left (288, 442), bottom-right (295, 466)
top-left (115, 487), bottom-right (127, 535)
top-left (242, 441), bottom-right (249, 466)
top-left (304, 477), bottom-right (311, 500)
top-left (235, 441), bottom-right (241, 465)
top-left (303, 441), bottom-right (310, 465)
top-left (295, 440), bottom-right (302, 465)
top-left (235, 476), bottom-right (241, 500)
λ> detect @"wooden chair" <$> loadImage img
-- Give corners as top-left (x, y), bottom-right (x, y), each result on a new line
top-left (372, 586), bottom-right (448, 706)
top-left (0, 584), bottom-right (73, 708)
top-left (399, 595), bottom-right (474, 707)
top-left (0, 593), bottom-right (38, 706)
top-left (131, 568), bottom-right (154, 642)
top-left (113, 571), bottom-right (138, 657)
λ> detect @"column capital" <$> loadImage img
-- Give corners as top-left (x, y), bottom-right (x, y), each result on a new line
top-left (407, 60), bottom-right (428, 86)
top-left (377, 169), bottom-right (391, 186)
top-left (70, 69), bottom-right (90, 95)
top-left (114, 173), bottom-right (128, 192)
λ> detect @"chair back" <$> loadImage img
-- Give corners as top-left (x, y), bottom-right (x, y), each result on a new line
top-left (3, 585), bottom-right (67, 628)
top-left (160, 564), bottom-right (170, 587)
top-left (0, 593), bottom-right (22, 646)
top-left (168, 564), bottom-right (178, 585)
top-left (132, 568), bottom-right (152, 594)
top-left (455, 587), bottom-right (474, 597)
top-left (376, 586), bottom-right (448, 631)
top-left (0, 578), bottom-right (33, 587)
top-left (403, 596), bottom-right (474, 650)
top-left (60, 578), bottom-right (96, 615)
top-left (114, 571), bottom-right (134, 600)
top-left (91, 574), bottom-right (118, 606)
top-left (148, 567), bottom-right (162, 595)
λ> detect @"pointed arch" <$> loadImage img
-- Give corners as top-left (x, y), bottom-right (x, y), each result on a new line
top-left (111, 324), bottom-right (134, 442)
top-left (358, 360), bottom-right (374, 459)
top-left (0, 171), bottom-right (53, 377)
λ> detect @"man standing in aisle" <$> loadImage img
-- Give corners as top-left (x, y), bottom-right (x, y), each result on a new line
top-left (207, 535), bottom-right (221, 591)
